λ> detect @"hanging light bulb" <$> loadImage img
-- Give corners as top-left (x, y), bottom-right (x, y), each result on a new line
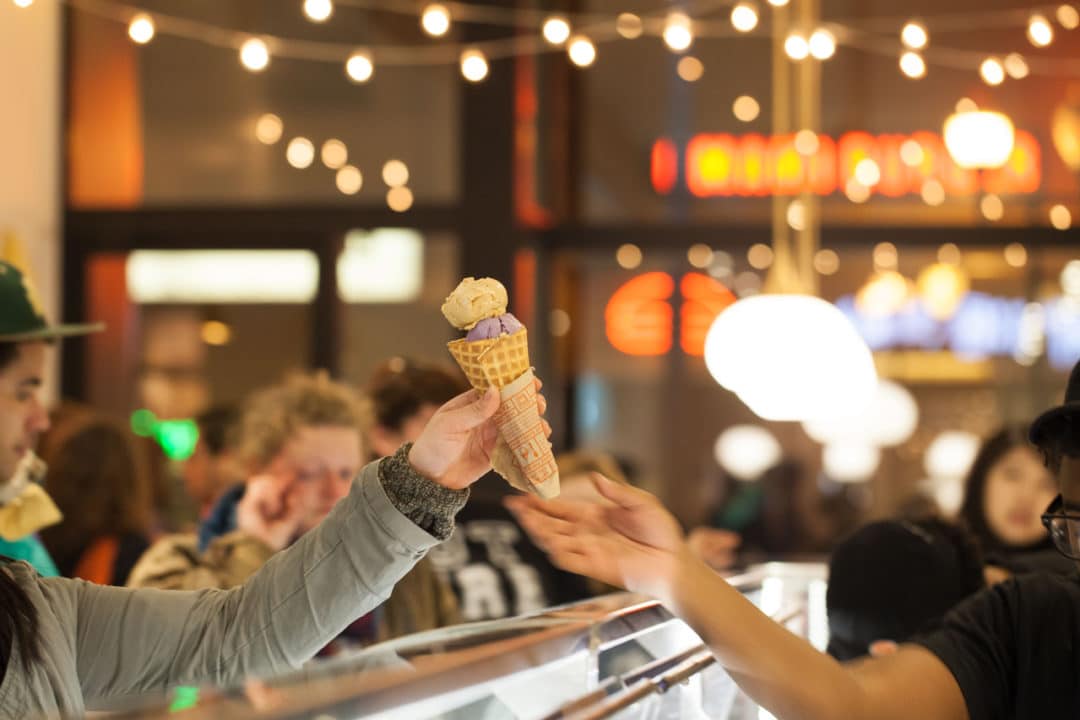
top-left (1059, 4), bottom-right (1080, 30)
top-left (785, 33), bottom-right (809, 60)
top-left (615, 13), bottom-right (644, 39)
top-left (568, 35), bottom-right (597, 67)
top-left (12, 0), bottom-right (33, 7)
top-left (321, 139), bottom-right (348, 169)
top-left (1050, 204), bottom-right (1072, 230)
top-left (899, 51), bottom-right (926, 78)
top-left (901, 21), bottom-right (928, 49)
top-left (808, 28), bottom-right (836, 59)
top-left (335, 165), bottom-right (362, 195)
top-left (854, 158), bottom-right (882, 186)
top-left (981, 193), bottom-right (1005, 221)
top-left (1028, 14), bottom-right (1053, 46)
top-left (286, 137), bottom-right (315, 169)
top-left (460, 48), bottom-right (489, 82)
top-left (128, 14), bottom-right (155, 44)
top-left (345, 51), bottom-right (373, 83)
top-left (1004, 53), bottom-right (1029, 79)
top-left (254, 113), bottom-right (283, 145)
top-left (664, 12), bottom-right (694, 52)
top-left (542, 15), bottom-right (571, 45)
top-left (900, 139), bottom-right (924, 166)
top-left (239, 38), bottom-right (270, 72)
top-left (944, 110), bottom-right (1015, 169)
top-left (421, 4), bottom-right (451, 37)
top-left (730, 3), bottom-right (759, 33)
top-left (980, 57), bottom-right (1005, 85)
top-left (733, 95), bottom-right (761, 122)
top-left (768, 0), bottom-right (789, 5)
top-left (303, 0), bottom-right (333, 23)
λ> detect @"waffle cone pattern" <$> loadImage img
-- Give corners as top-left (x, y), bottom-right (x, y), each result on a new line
top-left (447, 328), bottom-right (531, 390)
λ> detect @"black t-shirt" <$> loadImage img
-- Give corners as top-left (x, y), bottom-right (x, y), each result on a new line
top-left (426, 475), bottom-right (590, 621)
top-left (914, 571), bottom-right (1080, 719)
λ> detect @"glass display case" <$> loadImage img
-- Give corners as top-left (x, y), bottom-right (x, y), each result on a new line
top-left (124, 562), bottom-right (827, 720)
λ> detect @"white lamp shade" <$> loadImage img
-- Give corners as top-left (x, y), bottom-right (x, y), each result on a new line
top-left (803, 379), bottom-right (918, 447)
top-left (714, 425), bottom-right (783, 480)
top-left (823, 442), bottom-right (881, 482)
top-left (924, 431), bottom-right (981, 480)
top-left (943, 111), bottom-right (1015, 169)
top-left (705, 294), bottom-right (878, 422)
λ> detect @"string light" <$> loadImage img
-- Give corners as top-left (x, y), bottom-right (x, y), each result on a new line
top-left (980, 193), bottom-right (1004, 221)
top-left (899, 51), bottom-right (926, 78)
top-left (460, 48), bottom-right (488, 81)
top-left (809, 29), bottom-right (836, 60)
top-left (321, 139), bottom-right (347, 169)
top-left (854, 158), bottom-right (881, 186)
top-left (980, 57), bottom-right (1005, 85)
top-left (616, 244), bottom-right (643, 269)
top-left (814, 249), bottom-right (840, 275)
top-left (421, 4), bottom-right (451, 37)
top-left (240, 38), bottom-right (270, 72)
top-left (747, 244), bottom-right (774, 270)
top-left (785, 33), bottom-right (809, 60)
top-left (794, 129), bottom-right (819, 156)
top-left (1050, 204), bottom-right (1072, 230)
top-left (1004, 243), bottom-right (1028, 268)
top-left (938, 243), bottom-right (961, 265)
top-left (303, 0), bottom-right (333, 23)
top-left (768, 0), bottom-right (789, 5)
top-left (615, 13), bottom-right (644, 39)
top-left (286, 137), bottom-right (315, 169)
top-left (901, 21), bottom-right (928, 49)
top-left (1058, 4), bottom-right (1080, 30)
top-left (787, 199), bottom-right (807, 231)
top-left (900, 139), bottom-right (924, 166)
top-left (387, 186), bottom-right (414, 212)
top-left (13, 0), bottom-right (33, 7)
top-left (955, 97), bottom-right (978, 113)
top-left (845, 178), bottom-right (871, 203)
top-left (568, 35), bottom-right (596, 67)
top-left (663, 13), bottom-right (694, 52)
top-left (1028, 14), bottom-right (1053, 46)
top-left (542, 15), bottom-right (571, 45)
top-left (733, 95), bottom-right (761, 122)
top-left (345, 51), bottom-right (373, 82)
top-left (873, 242), bottom-right (898, 269)
top-left (336, 165), bottom-right (362, 195)
top-left (677, 56), bottom-right (705, 82)
top-left (731, 3), bottom-right (759, 33)
top-left (688, 244), bottom-right (714, 268)
top-left (921, 179), bottom-right (946, 206)
top-left (255, 114), bottom-right (283, 145)
top-left (128, 14), bottom-right (155, 44)
top-left (1004, 53), bottom-right (1029, 79)
top-left (382, 159), bottom-right (409, 187)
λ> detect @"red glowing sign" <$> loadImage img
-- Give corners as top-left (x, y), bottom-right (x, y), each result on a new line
top-left (652, 130), bottom-right (1041, 198)
top-left (605, 272), bottom-right (736, 357)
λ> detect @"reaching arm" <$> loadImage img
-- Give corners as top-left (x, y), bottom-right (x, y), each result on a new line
top-left (508, 475), bottom-right (970, 720)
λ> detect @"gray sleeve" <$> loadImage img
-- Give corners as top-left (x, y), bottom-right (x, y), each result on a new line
top-left (57, 458), bottom-right (447, 701)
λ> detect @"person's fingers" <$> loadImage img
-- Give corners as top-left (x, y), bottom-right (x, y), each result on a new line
top-left (536, 392), bottom-right (548, 416)
top-left (590, 472), bottom-right (656, 510)
top-left (440, 386), bottom-right (500, 432)
top-left (511, 501), bottom-right (579, 541)
top-left (507, 494), bottom-right (590, 525)
top-left (542, 419), bottom-right (553, 438)
top-left (533, 377), bottom-right (543, 392)
top-left (439, 387), bottom-right (487, 413)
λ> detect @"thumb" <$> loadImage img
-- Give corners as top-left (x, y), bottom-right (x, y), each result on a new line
top-left (590, 472), bottom-right (651, 510)
top-left (441, 386), bottom-right (500, 432)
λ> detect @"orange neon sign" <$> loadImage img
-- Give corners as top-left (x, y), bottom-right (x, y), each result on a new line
top-left (605, 272), bottom-right (736, 357)
top-left (653, 130), bottom-right (1041, 198)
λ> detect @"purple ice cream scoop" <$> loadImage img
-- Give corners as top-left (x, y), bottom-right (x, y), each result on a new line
top-left (466, 313), bottom-right (524, 341)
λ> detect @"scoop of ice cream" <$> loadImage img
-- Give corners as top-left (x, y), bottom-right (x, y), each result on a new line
top-left (442, 277), bottom-right (509, 330)
top-left (466, 313), bottom-right (524, 341)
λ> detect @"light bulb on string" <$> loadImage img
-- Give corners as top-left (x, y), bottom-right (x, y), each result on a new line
top-left (677, 56), bottom-right (705, 82)
top-left (303, 0), bottom-right (333, 23)
top-left (809, 28), bottom-right (836, 59)
top-left (615, 13), bottom-right (644, 39)
top-left (1051, 204), bottom-right (1072, 230)
top-left (345, 51), bottom-right (373, 82)
top-left (768, 0), bottom-right (789, 5)
top-left (855, 158), bottom-right (881, 186)
top-left (1058, 4), bottom-right (1080, 30)
top-left (336, 165), bottom-right (362, 195)
top-left (1004, 53), bottom-right (1029, 79)
top-left (321, 139), bottom-right (347, 169)
top-left (980, 57), bottom-right (1005, 85)
top-left (664, 13), bottom-right (694, 52)
top-left (255, 114), bottom-right (283, 145)
top-left (785, 33), bottom-right (809, 60)
top-left (1028, 14), bottom-right (1053, 46)
top-left (733, 95), bottom-right (760, 122)
top-left (568, 35), bottom-right (597, 67)
top-left (286, 137), bottom-right (315, 169)
top-left (128, 14), bottom-right (155, 44)
top-left (794, 129), bottom-right (819, 156)
top-left (981, 193), bottom-right (1004, 221)
top-left (899, 51), bottom-right (926, 78)
top-left (922, 179), bottom-right (946, 206)
top-left (731, 3), bottom-right (759, 33)
top-left (542, 15), bottom-right (571, 45)
top-left (460, 48), bottom-right (489, 81)
top-left (382, 160), bottom-right (409, 187)
top-left (421, 4), bottom-right (451, 37)
top-left (387, 187), bottom-right (414, 212)
top-left (240, 38), bottom-right (270, 72)
top-left (900, 139), bottom-right (924, 166)
top-left (13, 0), bottom-right (33, 7)
top-left (901, 21), bottom-right (928, 49)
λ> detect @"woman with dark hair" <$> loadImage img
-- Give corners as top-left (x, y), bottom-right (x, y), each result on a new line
top-left (958, 424), bottom-right (1073, 575)
top-left (39, 415), bottom-right (152, 585)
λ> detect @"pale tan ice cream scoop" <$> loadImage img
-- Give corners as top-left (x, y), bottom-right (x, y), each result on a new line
top-left (441, 277), bottom-right (509, 330)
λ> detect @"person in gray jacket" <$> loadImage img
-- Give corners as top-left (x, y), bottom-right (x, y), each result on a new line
top-left (0, 259), bottom-right (537, 717)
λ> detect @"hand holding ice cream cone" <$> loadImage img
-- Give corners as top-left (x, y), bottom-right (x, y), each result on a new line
top-left (442, 277), bottom-right (560, 498)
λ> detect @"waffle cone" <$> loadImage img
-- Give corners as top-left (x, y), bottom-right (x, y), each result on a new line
top-left (447, 328), bottom-right (531, 390)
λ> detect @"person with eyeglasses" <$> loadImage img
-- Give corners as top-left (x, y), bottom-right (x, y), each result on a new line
top-left (509, 359), bottom-right (1080, 720)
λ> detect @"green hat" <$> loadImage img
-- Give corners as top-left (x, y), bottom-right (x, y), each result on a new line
top-left (0, 260), bottom-right (103, 342)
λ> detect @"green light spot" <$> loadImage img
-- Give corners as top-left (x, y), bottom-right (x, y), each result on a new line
top-left (169, 685), bottom-right (200, 712)
top-left (155, 420), bottom-right (199, 461)
top-left (130, 409), bottom-right (157, 437)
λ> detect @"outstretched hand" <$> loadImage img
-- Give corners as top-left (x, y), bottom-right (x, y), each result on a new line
top-left (506, 473), bottom-right (690, 601)
top-left (408, 380), bottom-right (550, 491)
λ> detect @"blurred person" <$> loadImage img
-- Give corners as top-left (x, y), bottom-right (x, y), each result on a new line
top-left (183, 404), bottom-right (240, 521)
top-left (826, 518), bottom-right (985, 661)
top-left (508, 358), bottom-right (1080, 720)
top-left (0, 356), bottom-right (534, 716)
top-left (958, 424), bottom-right (1072, 576)
top-left (38, 415), bottom-right (153, 585)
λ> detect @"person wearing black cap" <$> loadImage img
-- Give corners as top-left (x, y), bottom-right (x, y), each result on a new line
top-left (510, 358), bottom-right (1080, 720)
top-left (826, 518), bottom-right (985, 661)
